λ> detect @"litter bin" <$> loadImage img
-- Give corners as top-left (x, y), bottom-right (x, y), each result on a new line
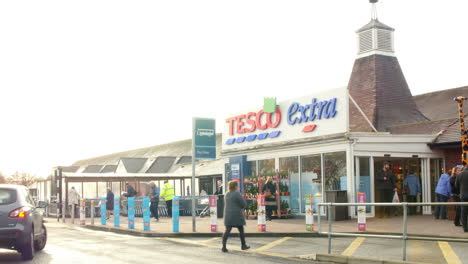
top-left (217, 195), bottom-right (224, 218)
top-left (325, 190), bottom-right (348, 221)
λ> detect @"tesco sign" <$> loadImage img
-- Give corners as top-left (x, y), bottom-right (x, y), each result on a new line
top-left (222, 87), bottom-right (348, 150)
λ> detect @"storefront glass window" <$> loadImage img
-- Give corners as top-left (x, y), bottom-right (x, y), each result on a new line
top-left (300, 154), bottom-right (322, 213)
top-left (258, 159), bottom-right (275, 177)
top-left (324, 152), bottom-right (347, 191)
top-left (248, 161), bottom-right (257, 178)
top-left (97, 182), bottom-right (107, 198)
top-left (279, 157), bottom-right (299, 214)
top-left (355, 157), bottom-right (371, 213)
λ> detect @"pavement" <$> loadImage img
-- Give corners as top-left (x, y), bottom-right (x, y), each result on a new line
top-left (50, 215), bottom-right (468, 239)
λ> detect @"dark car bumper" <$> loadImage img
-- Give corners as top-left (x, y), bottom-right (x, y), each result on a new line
top-left (0, 224), bottom-right (29, 250)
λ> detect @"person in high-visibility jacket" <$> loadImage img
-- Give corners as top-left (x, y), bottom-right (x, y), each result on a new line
top-left (160, 180), bottom-right (175, 217)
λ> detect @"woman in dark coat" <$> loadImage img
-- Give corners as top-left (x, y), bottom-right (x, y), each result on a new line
top-left (106, 188), bottom-right (114, 220)
top-left (262, 177), bottom-right (276, 221)
top-left (222, 180), bottom-right (249, 252)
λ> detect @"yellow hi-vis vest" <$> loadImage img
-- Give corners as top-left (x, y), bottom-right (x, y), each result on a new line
top-left (161, 182), bottom-right (175, 201)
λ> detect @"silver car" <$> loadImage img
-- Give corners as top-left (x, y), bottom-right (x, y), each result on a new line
top-left (0, 184), bottom-right (47, 260)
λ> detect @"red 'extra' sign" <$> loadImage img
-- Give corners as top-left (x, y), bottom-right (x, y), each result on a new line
top-left (225, 108), bottom-right (282, 136)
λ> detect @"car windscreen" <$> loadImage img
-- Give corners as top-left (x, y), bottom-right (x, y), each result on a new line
top-left (0, 189), bottom-right (17, 205)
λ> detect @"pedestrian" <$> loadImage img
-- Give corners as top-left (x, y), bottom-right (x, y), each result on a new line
top-left (456, 165), bottom-right (468, 232)
top-left (450, 166), bottom-right (462, 226)
top-left (68, 186), bottom-right (80, 217)
top-left (160, 180), bottom-right (175, 217)
top-left (106, 188), bottom-right (114, 220)
top-left (434, 169), bottom-right (451, 220)
top-left (262, 177), bottom-right (276, 221)
top-left (376, 161), bottom-right (397, 217)
top-left (403, 171), bottom-right (421, 215)
top-left (149, 182), bottom-right (160, 222)
top-left (214, 180), bottom-right (223, 195)
top-left (125, 183), bottom-right (137, 198)
top-left (222, 180), bottom-right (249, 252)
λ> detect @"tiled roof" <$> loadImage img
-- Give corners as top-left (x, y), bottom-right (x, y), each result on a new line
top-left (120, 158), bottom-right (147, 173)
top-left (82, 165), bottom-right (104, 173)
top-left (413, 86), bottom-right (468, 121)
top-left (146, 156), bottom-right (176, 173)
top-left (100, 165), bottom-right (117, 173)
top-left (388, 118), bottom-right (456, 135)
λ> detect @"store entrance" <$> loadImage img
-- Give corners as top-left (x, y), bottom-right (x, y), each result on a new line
top-left (374, 158), bottom-right (422, 217)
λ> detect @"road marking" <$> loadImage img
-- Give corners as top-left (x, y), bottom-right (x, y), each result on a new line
top-left (341, 237), bottom-right (366, 256)
top-left (202, 237), bottom-right (221, 243)
top-left (438, 241), bottom-right (462, 264)
top-left (254, 237), bottom-right (292, 252)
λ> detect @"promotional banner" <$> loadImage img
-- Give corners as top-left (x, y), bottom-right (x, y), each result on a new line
top-left (172, 197), bottom-right (180, 232)
top-left (209, 195), bottom-right (217, 232)
top-left (79, 199), bottom-right (86, 225)
top-left (257, 195), bottom-right (266, 232)
top-left (128, 197), bottom-right (135, 229)
top-left (114, 197), bottom-right (120, 227)
top-left (100, 197), bottom-right (106, 225)
top-left (143, 197), bottom-right (150, 231)
top-left (357, 192), bottom-right (366, 231)
top-left (305, 194), bottom-right (314, 231)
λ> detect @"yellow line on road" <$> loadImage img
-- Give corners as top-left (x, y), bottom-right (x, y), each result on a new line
top-left (202, 237), bottom-right (220, 243)
top-left (438, 241), bottom-right (462, 264)
top-left (341, 237), bottom-right (366, 256)
top-left (254, 237), bottom-right (292, 252)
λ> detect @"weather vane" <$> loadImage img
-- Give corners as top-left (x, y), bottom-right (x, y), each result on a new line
top-left (370, 0), bottom-right (378, 20)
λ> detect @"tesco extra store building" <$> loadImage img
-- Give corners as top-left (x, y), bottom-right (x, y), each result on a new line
top-left (221, 87), bottom-right (443, 218)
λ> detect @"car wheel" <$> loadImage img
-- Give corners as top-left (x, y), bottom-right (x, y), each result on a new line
top-left (34, 224), bottom-right (47, 251)
top-left (20, 232), bottom-right (35, 260)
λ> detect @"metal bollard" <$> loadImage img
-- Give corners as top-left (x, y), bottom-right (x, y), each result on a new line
top-left (62, 202), bottom-right (66, 223)
top-left (71, 204), bottom-right (75, 224)
top-left (209, 195), bottom-right (217, 232)
top-left (327, 204), bottom-right (332, 254)
top-left (91, 200), bottom-right (95, 225)
top-left (305, 194), bottom-right (314, 231)
top-left (402, 203), bottom-right (408, 261)
top-left (80, 199), bottom-right (86, 225)
top-left (257, 194), bottom-right (266, 232)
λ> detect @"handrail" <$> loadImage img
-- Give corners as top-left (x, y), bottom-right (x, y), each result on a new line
top-left (317, 201), bottom-right (468, 261)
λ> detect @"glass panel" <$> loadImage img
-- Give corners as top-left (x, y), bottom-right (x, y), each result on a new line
top-left (112, 182), bottom-right (121, 196)
top-left (97, 182), bottom-right (107, 198)
top-left (279, 157), bottom-right (299, 214)
top-left (300, 154), bottom-right (322, 213)
top-left (324, 152), bottom-right (347, 191)
top-left (356, 157), bottom-right (371, 213)
top-left (430, 158), bottom-right (444, 202)
top-left (258, 159), bottom-right (275, 177)
top-left (82, 182), bottom-right (96, 199)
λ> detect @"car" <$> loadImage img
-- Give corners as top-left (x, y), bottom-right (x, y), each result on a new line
top-left (0, 184), bottom-right (47, 260)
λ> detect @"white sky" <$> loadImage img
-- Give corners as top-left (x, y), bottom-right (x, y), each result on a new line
top-left (1, 0), bottom-right (467, 177)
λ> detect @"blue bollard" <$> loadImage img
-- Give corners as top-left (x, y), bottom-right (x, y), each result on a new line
top-left (128, 197), bottom-right (135, 229)
top-left (143, 197), bottom-right (150, 231)
top-left (172, 197), bottom-right (179, 233)
top-left (114, 197), bottom-right (120, 227)
top-left (100, 197), bottom-right (106, 225)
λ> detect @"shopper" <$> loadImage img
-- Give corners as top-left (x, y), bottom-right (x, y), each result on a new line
top-left (434, 169), bottom-right (451, 220)
top-left (450, 167), bottom-right (462, 226)
top-left (149, 182), bottom-right (160, 222)
top-left (376, 161), bottom-right (397, 217)
top-left (106, 188), bottom-right (114, 220)
top-left (125, 183), bottom-right (137, 198)
top-left (456, 165), bottom-right (468, 232)
top-left (68, 187), bottom-right (80, 217)
top-left (403, 171), bottom-right (421, 215)
top-left (160, 180), bottom-right (175, 217)
top-left (214, 180), bottom-right (223, 195)
top-left (263, 177), bottom-right (276, 221)
top-left (222, 180), bottom-right (249, 252)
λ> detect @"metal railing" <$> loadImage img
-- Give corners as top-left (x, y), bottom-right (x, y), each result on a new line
top-left (317, 202), bottom-right (468, 261)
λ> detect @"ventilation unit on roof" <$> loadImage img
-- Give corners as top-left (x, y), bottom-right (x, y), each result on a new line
top-left (359, 30), bottom-right (373, 54)
top-left (377, 29), bottom-right (393, 52)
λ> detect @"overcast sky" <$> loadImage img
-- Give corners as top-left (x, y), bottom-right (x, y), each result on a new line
top-left (1, 0), bottom-right (467, 177)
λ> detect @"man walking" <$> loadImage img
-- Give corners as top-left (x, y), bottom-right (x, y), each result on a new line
top-left (403, 171), bottom-right (421, 215)
top-left (456, 165), bottom-right (468, 232)
top-left (149, 182), bottom-right (160, 222)
top-left (68, 187), bottom-right (80, 218)
top-left (376, 161), bottom-right (397, 217)
top-left (126, 183), bottom-right (137, 198)
top-left (160, 180), bottom-right (175, 217)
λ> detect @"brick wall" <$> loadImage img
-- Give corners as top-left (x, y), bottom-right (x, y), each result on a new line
top-left (444, 148), bottom-right (462, 169)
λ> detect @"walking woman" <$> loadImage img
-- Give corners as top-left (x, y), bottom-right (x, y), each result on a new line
top-left (434, 169), bottom-right (452, 219)
top-left (222, 180), bottom-right (250, 252)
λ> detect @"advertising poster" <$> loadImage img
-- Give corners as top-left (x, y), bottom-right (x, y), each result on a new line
top-left (357, 192), bottom-right (366, 231)
top-left (305, 194), bottom-right (314, 231)
top-left (143, 197), bottom-right (150, 231)
top-left (128, 197), bottom-right (135, 229)
top-left (100, 197), bottom-right (106, 225)
top-left (114, 197), bottom-right (120, 227)
top-left (257, 195), bottom-right (266, 232)
top-left (209, 195), bottom-right (217, 232)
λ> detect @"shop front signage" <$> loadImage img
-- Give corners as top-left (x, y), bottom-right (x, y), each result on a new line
top-left (222, 87), bottom-right (348, 150)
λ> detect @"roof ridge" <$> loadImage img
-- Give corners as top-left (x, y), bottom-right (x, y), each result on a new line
top-left (413, 85), bottom-right (468, 98)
